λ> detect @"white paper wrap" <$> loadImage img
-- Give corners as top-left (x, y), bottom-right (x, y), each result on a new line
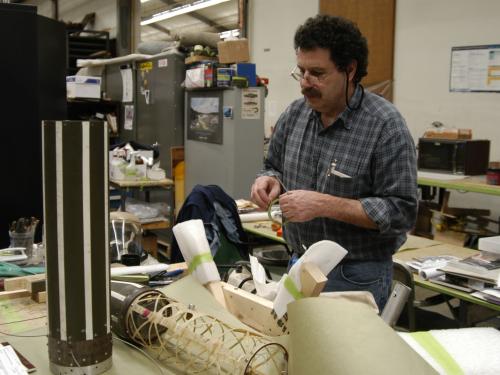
top-left (249, 255), bottom-right (278, 300)
top-left (273, 240), bottom-right (347, 318)
top-left (110, 263), bottom-right (169, 276)
top-left (172, 219), bottom-right (220, 285)
top-left (239, 211), bottom-right (282, 223)
top-left (418, 267), bottom-right (445, 280)
top-left (239, 212), bottom-right (269, 222)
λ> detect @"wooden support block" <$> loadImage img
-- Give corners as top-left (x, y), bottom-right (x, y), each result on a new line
top-left (222, 282), bottom-right (285, 336)
top-left (300, 262), bottom-right (327, 297)
top-left (0, 289), bottom-right (30, 301)
top-left (27, 279), bottom-right (46, 294)
top-left (33, 291), bottom-right (47, 303)
top-left (3, 274), bottom-right (45, 291)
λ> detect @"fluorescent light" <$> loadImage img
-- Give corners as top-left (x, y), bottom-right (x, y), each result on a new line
top-left (141, 0), bottom-right (230, 26)
top-left (140, 0), bottom-right (151, 3)
top-left (219, 28), bottom-right (239, 39)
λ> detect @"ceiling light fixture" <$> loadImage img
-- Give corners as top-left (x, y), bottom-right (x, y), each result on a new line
top-left (141, 0), bottom-right (230, 26)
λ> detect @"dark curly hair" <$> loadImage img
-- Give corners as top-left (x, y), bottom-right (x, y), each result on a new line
top-left (294, 15), bottom-right (368, 84)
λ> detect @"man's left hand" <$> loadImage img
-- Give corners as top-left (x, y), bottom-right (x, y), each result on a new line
top-left (278, 190), bottom-right (324, 222)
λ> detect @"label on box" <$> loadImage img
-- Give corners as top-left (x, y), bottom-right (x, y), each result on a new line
top-left (158, 58), bottom-right (168, 68)
top-left (139, 61), bottom-right (153, 71)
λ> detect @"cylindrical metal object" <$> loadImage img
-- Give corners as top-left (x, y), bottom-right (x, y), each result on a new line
top-left (110, 280), bottom-right (167, 341)
top-left (42, 120), bottom-right (111, 374)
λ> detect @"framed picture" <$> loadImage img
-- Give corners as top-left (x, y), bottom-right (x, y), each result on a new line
top-left (187, 91), bottom-right (223, 144)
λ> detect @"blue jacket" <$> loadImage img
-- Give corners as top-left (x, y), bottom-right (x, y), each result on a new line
top-left (170, 185), bottom-right (248, 263)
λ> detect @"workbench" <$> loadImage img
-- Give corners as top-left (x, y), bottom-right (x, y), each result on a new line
top-left (418, 173), bottom-right (500, 196)
top-left (243, 221), bottom-right (500, 325)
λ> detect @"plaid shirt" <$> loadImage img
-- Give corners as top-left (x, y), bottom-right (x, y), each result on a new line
top-left (260, 86), bottom-right (417, 260)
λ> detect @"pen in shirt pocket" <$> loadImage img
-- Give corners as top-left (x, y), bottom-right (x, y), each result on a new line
top-left (327, 160), bottom-right (352, 178)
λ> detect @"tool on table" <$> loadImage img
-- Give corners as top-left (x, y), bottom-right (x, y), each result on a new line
top-left (0, 247), bottom-right (28, 263)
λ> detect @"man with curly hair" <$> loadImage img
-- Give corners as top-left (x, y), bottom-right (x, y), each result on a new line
top-left (251, 15), bottom-right (417, 310)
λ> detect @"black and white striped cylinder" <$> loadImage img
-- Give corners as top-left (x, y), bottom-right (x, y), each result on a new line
top-left (42, 120), bottom-right (112, 374)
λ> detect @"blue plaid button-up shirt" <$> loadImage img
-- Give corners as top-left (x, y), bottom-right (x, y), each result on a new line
top-left (260, 86), bottom-right (418, 261)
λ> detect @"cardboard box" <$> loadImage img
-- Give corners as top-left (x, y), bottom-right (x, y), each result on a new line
top-left (66, 75), bottom-right (101, 99)
top-left (217, 38), bottom-right (250, 64)
top-left (423, 128), bottom-right (472, 140)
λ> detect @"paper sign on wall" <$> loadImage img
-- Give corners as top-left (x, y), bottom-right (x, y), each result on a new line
top-left (241, 88), bottom-right (261, 119)
top-left (120, 67), bottom-right (133, 102)
top-left (450, 44), bottom-right (500, 92)
top-left (124, 105), bottom-right (134, 130)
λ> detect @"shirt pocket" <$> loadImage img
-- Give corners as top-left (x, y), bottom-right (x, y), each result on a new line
top-left (323, 166), bottom-right (371, 198)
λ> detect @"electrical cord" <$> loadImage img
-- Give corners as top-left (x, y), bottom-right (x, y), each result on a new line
top-left (345, 73), bottom-right (364, 111)
top-left (0, 330), bottom-right (46, 338)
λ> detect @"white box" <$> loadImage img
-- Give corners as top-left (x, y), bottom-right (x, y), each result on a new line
top-left (66, 75), bottom-right (101, 99)
top-left (478, 236), bottom-right (500, 255)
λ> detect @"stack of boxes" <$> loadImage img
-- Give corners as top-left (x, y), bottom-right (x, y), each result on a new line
top-left (185, 38), bottom-right (257, 89)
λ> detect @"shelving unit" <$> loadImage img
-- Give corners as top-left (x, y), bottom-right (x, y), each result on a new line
top-left (67, 29), bottom-right (113, 75)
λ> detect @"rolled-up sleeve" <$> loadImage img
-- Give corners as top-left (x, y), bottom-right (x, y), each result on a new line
top-left (360, 117), bottom-right (418, 235)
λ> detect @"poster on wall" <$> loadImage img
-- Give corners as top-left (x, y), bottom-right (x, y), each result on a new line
top-left (187, 93), bottom-right (223, 144)
top-left (241, 88), bottom-right (261, 119)
top-left (450, 44), bottom-right (500, 92)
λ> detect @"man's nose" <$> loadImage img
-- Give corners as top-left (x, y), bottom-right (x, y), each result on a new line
top-left (300, 76), bottom-right (313, 88)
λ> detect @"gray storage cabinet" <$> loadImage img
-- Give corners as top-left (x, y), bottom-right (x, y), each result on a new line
top-left (185, 87), bottom-right (265, 200)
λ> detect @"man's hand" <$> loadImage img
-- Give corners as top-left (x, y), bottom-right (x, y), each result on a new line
top-left (279, 190), bottom-right (324, 222)
top-left (251, 176), bottom-right (281, 209)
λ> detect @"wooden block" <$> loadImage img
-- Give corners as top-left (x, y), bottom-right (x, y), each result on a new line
top-left (27, 279), bottom-right (46, 294)
top-left (222, 282), bottom-right (284, 336)
top-left (300, 262), bottom-right (327, 297)
top-left (0, 290), bottom-right (30, 301)
top-left (32, 291), bottom-right (47, 303)
top-left (4, 274), bottom-right (45, 291)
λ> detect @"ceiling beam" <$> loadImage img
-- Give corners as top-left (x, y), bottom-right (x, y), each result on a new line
top-left (158, 0), bottom-right (228, 32)
top-left (147, 22), bottom-right (172, 36)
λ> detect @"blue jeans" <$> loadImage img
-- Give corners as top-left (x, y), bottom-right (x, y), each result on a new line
top-left (288, 255), bottom-right (393, 311)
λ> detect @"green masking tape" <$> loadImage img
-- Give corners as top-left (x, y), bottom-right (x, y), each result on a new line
top-left (411, 331), bottom-right (464, 375)
top-left (284, 275), bottom-right (304, 300)
top-left (188, 252), bottom-right (214, 274)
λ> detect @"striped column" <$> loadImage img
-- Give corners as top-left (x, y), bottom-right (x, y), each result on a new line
top-left (43, 120), bottom-right (112, 374)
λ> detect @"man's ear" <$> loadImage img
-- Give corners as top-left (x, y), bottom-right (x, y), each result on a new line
top-left (347, 61), bottom-right (358, 82)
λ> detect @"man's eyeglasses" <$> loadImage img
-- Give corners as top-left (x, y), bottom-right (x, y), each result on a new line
top-left (290, 66), bottom-right (330, 84)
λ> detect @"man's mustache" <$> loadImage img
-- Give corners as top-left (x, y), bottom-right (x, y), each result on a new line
top-left (301, 87), bottom-right (321, 98)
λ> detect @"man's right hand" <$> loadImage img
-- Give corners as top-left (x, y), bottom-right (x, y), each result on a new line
top-left (250, 176), bottom-right (281, 209)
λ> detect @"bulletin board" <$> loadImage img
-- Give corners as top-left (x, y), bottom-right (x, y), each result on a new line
top-left (450, 44), bottom-right (500, 92)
